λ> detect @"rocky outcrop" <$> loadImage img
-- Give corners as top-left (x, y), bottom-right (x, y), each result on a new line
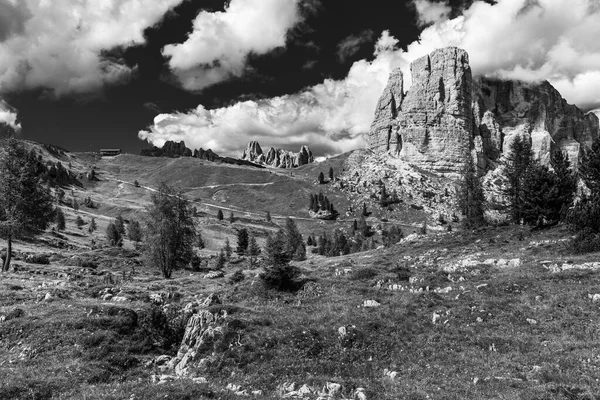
top-left (472, 78), bottom-right (599, 170)
top-left (241, 141), bottom-right (314, 168)
top-left (367, 68), bottom-right (404, 154)
top-left (368, 47), bottom-right (600, 173)
top-left (141, 140), bottom-right (192, 158)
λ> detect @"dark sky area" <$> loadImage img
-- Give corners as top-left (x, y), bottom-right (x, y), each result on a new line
top-left (3, 0), bottom-right (480, 154)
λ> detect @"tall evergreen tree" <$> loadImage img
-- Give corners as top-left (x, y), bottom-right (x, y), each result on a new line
top-left (284, 217), bottom-right (305, 260)
top-left (144, 183), bottom-right (196, 279)
top-left (217, 209), bottom-right (224, 221)
top-left (114, 214), bottom-right (126, 235)
top-left (128, 220), bottom-right (143, 242)
top-left (328, 167), bottom-right (334, 181)
top-left (503, 135), bottom-right (534, 223)
top-left (318, 171), bottom-right (325, 184)
top-left (264, 230), bottom-right (290, 267)
top-left (55, 207), bottom-right (66, 231)
top-left (458, 152), bottom-right (486, 228)
top-left (223, 237), bottom-right (232, 260)
top-left (88, 217), bottom-right (97, 233)
top-left (106, 222), bottom-right (123, 247)
top-left (228, 211), bottom-right (235, 223)
top-left (236, 228), bottom-right (249, 255)
top-left (265, 211), bottom-right (271, 222)
top-left (248, 235), bottom-right (260, 267)
top-left (0, 137), bottom-right (54, 271)
top-left (579, 136), bottom-right (600, 194)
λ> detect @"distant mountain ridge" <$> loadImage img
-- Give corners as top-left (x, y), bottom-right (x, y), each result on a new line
top-left (140, 141), bottom-right (264, 168)
top-left (241, 141), bottom-right (314, 168)
top-left (141, 140), bottom-right (315, 169)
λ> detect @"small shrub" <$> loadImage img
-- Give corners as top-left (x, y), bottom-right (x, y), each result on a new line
top-left (394, 264), bottom-right (412, 281)
top-left (26, 254), bottom-right (50, 265)
top-left (572, 228), bottom-right (600, 254)
top-left (229, 269), bottom-right (245, 284)
top-left (349, 267), bottom-right (378, 281)
top-left (260, 264), bottom-right (303, 291)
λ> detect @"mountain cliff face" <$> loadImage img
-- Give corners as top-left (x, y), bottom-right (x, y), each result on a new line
top-left (368, 47), bottom-right (599, 173)
top-left (241, 141), bottom-right (314, 168)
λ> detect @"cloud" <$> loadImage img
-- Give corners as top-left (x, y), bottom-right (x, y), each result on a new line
top-left (413, 0), bottom-right (451, 25)
top-left (162, 0), bottom-right (301, 91)
top-left (0, 0), bottom-right (184, 96)
top-left (142, 0), bottom-right (600, 158)
top-left (336, 30), bottom-right (374, 63)
top-left (0, 100), bottom-right (20, 130)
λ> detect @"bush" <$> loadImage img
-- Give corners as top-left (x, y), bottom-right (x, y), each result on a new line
top-left (260, 264), bottom-right (303, 292)
top-left (349, 267), bottom-right (378, 281)
top-left (571, 228), bottom-right (600, 254)
top-left (229, 269), bottom-right (245, 284)
top-left (26, 254), bottom-right (50, 265)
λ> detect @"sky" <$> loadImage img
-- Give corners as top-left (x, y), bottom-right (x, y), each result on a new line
top-left (0, 0), bottom-right (599, 157)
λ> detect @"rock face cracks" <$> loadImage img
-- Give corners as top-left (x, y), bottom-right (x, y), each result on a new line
top-left (368, 47), bottom-right (599, 173)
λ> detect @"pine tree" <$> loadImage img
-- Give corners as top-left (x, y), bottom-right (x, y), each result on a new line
top-left (306, 236), bottom-right (313, 246)
top-left (265, 211), bottom-right (271, 222)
top-left (503, 135), bottom-right (534, 223)
top-left (143, 183), bottom-right (196, 278)
top-left (318, 171), bottom-right (325, 184)
top-left (236, 228), bottom-right (249, 255)
top-left (579, 136), bottom-right (600, 194)
top-left (224, 237), bottom-right (232, 260)
top-left (217, 209), bottom-right (224, 220)
top-left (55, 207), bottom-right (66, 231)
top-left (88, 217), bottom-right (97, 233)
top-left (197, 231), bottom-right (205, 249)
top-left (106, 222), bottom-right (123, 247)
top-left (228, 211), bottom-right (235, 223)
top-left (264, 230), bottom-right (290, 267)
top-left (362, 202), bottom-right (368, 216)
top-left (248, 235), bottom-right (261, 267)
top-left (328, 167), bottom-right (334, 181)
top-left (0, 136), bottom-right (54, 271)
top-left (458, 152), bottom-right (486, 228)
top-left (114, 214), bottom-right (126, 235)
top-left (285, 217), bottom-right (305, 260)
top-left (75, 215), bottom-right (84, 229)
top-left (72, 197), bottom-right (79, 211)
top-left (128, 220), bottom-right (143, 242)
top-left (216, 249), bottom-right (226, 269)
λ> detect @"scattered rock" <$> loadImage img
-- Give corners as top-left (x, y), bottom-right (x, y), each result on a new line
top-left (362, 300), bottom-right (380, 308)
top-left (204, 270), bottom-right (225, 279)
top-left (383, 368), bottom-right (398, 380)
top-left (589, 294), bottom-right (600, 303)
top-left (526, 318), bottom-right (538, 325)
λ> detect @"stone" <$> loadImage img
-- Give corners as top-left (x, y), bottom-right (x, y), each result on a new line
top-left (43, 292), bottom-right (53, 302)
top-left (203, 270), bottom-right (224, 279)
top-left (589, 293), bottom-right (600, 303)
top-left (355, 388), bottom-right (367, 400)
top-left (170, 309), bottom-right (227, 376)
top-left (363, 300), bottom-right (380, 307)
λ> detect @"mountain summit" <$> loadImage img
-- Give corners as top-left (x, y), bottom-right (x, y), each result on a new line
top-left (368, 47), bottom-right (599, 173)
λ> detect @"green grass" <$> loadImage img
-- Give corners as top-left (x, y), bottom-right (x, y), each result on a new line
top-left (2, 225), bottom-right (600, 399)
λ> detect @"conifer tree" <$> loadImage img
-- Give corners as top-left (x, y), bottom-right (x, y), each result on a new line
top-left (88, 217), bottom-right (97, 233)
top-left (106, 222), bottom-right (123, 247)
top-left (128, 220), bottom-right (143, 242)
top-left (197, 231), bottom-right (205, 249)
top-left (55, 207), bottom-right (66, 231)
top-left (236, 228), bottom-right (249, 255)
top-left (75, 215), bottom-right (84, 229)
top-left (216, 249), bottom-right (226, 269)
top-left (114, 214), bottom-right (125, 235)
top-left (264, 230), bottom-right (290, 266)
top-left (223, 237), bottom-right (232, 260)
top-left (0, 136), bottom-right (54, 271)
top-left (328, 167), bottom-right (334, 181)
top-left (503, 136), bottom-right (534, 223)
top-left (318, 171), bottom-right (325, 184)
top-left (217, 209), bottom-right (224, 221)
top-left (248, 235), bottom-right (260, 267)
top-left (228, 211), bottom-right (235, 223)
top-left (285, 217), bottom-right (305, 260)
top-left (265, 211), bottom-right (271, 222)
top-left (458, 152), bottom-right (486, 228)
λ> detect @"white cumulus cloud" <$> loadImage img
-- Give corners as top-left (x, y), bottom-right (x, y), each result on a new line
top-left (142, 0), bottom-right (600, 157)
top-left (0, 100), bottom-right (20, 130)
top-left (0, 0), bottom-right (184, 96)
top-left (162, 0), bottom-right (301, 91)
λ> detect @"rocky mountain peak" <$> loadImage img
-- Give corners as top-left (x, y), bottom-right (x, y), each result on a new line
top-left (368, 47), bottom-right (599, 174)
top-left (240, 141), bottom-right (314, 168)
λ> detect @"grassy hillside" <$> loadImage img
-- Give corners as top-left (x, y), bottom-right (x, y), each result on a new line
top-left (2, 224), bottom-right (599, 399)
